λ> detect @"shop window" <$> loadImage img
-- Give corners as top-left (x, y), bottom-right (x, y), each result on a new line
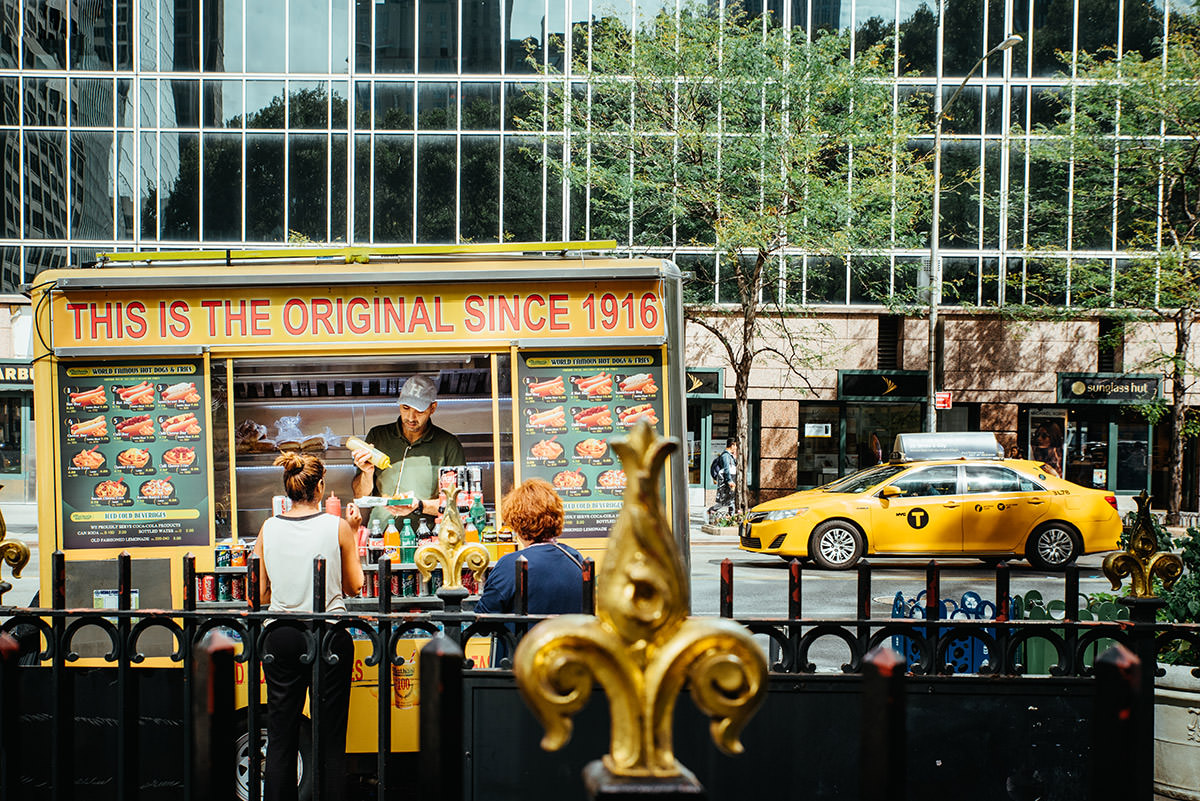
top-left (1116, 421), bottom-right (1149, 492)
top-left (797, 406), bottom-right (838, 488)
top-left (0, 396), bottom-right (21, 473)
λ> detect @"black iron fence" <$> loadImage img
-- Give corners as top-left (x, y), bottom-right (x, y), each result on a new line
top-left (1, 551), bottom-right (1198, 801)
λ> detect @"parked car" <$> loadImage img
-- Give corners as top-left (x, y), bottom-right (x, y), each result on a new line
top-left (739, 432), bottom-right (1122, 570)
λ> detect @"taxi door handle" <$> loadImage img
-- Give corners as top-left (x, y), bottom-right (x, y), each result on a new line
top-left (1027, 499), bottom-right (1045, 505)
top-left (942, 502), bottom-right (959, 509)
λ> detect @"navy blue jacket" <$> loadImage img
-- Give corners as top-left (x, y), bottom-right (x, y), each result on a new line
top-left (475, 541), bottom-right (584, 615)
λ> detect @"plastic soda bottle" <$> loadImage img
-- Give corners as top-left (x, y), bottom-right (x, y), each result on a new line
top-left (383, 519), bottom-right (400, 548)
top-left (415, 516), bottom-right (433, 544)
top-left (468, 493), bottom-right (487, 538)
top-left (400, 517), bottom-right (417, 563)
top-left (367, 518), bottom-right (384, 564)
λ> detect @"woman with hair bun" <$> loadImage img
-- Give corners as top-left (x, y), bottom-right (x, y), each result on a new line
top-left (252, 452), bottom-right (363, 801)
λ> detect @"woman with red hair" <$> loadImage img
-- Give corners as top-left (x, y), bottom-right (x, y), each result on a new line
top-left (475, 478), bottom-right (583, 617)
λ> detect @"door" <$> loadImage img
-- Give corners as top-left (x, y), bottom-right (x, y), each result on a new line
top-left (961, 464), bottom-right (1048, 552)
top-left (870, 465), bottom-right (963, 553)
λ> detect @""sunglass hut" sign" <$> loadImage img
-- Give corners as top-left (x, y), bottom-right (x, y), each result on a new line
top-left (1057, 373), bottom-right (1160, 404)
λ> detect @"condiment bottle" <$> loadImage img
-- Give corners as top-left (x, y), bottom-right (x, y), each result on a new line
top-left (325, 493), bottom-right (341, 517)
top-left (346, 436), bottom-right (391, 470)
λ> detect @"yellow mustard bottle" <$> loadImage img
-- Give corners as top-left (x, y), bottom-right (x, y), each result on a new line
top-left (346, 436), bottom-right (391, 470)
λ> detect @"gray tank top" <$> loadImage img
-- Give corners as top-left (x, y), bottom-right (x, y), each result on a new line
top-left (261, 512), bottom-right (346, 613)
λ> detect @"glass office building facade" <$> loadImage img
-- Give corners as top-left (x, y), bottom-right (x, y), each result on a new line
top-left (0, 0), bottom-right (1187, 295)
top-left (1, 0), bottom-right (1193, 510)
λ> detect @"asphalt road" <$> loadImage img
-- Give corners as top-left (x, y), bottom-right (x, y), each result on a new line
top-left (3, 519), bottom-right (1118, 622)
top-left (689, 537), bottom-right (1118, 619)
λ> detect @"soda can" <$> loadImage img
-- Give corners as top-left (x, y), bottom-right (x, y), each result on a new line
top-left (369, 571), bottom-right (379, 598)
top-left (230, 546), bottom-right (246, 567)
top-left (217, 574), bottom-right (232, 602)
top-left (215, 544), bottom-right (231, 567)
top-left (461, 569), bottom-right (479, 595)
top-left (400, 567), bottom-right (418, 598)
top-left (199, 574), bottom-right (216, 602)
top-left (389, 571), bottom-right (401, 598)
top-left (272, 495), bottom-right (288, 516)
top-left (230, 575), bottom-right (245, 601)
top-left (429, 568), bottom-right (443, 594)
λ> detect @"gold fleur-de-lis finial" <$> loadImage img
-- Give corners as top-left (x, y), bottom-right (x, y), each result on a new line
top-left (1102, 490), bottom-right (1183, 598)
top-left (0, 504), bottom-right (30, 603)
top-left (513, 422), bottom-right (767, 777)
top-left (414, 485), bottom-right (490, 591)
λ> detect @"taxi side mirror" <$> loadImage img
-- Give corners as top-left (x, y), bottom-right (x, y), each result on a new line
top-left (879, 485), bottom-right (902, 498)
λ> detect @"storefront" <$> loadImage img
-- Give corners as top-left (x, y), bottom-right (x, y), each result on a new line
top-left (792, 370), bottom-right (980, 491)
top-left (684, 367), bottom-right (757, 503)
top-left (1017, 373), bottom-right (1159, 495)
top-left (0, 359), bottom-right (34, 505)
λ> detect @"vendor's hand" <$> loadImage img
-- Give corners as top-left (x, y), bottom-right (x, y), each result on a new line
top-left (351, 448), bottom-right (376, 475)
top-left (345, 502), bottom-right (363, 530)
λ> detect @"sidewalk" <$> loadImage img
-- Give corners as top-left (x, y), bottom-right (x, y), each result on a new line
top-left (689, 506), bottom-right (740, 544)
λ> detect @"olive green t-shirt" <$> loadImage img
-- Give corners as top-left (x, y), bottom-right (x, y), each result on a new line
top-left (359, 420), bottom-right (465, 526)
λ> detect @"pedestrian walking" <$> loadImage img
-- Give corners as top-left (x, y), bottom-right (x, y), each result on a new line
top-left (708, 438), bottom-right (738, 521)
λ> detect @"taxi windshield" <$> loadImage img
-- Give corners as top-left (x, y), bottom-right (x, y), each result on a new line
top-left (820, 464), bottom-right (908, 493)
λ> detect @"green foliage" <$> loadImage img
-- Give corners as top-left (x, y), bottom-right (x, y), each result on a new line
top-left (516, 1), bottom-right (931, 304)
top-left (1011, 24), bottom-right (1200, 517)
top-left (1160, 526), bottom-right (1200, 664)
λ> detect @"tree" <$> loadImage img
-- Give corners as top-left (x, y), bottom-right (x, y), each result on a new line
top-left (516, 3), bottom-right (930, 510)
top-left (1022, 21), bottom-right (1200, 522)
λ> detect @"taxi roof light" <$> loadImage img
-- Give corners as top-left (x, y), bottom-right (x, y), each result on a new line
top-left (890, 432), bottom-right (1004, 463)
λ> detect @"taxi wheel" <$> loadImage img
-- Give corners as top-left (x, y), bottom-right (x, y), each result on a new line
top-left (809, 521), bottom-right (864, 570)
top-left (235, 716), bottom-right (312, 801)
top-left (1026, 522), bottom-right (1081, 570)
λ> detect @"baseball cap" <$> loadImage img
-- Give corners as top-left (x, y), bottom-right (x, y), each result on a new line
top-left (397, 374), bottom-right (438, 412)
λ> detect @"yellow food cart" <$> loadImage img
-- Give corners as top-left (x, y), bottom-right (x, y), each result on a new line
top-left (27, 242), bottom-right (688, 769)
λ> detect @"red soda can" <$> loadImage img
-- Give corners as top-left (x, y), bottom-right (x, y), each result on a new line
top-left (231, 575), bottom-right (245, 601)
top-left (389, 572), bottom-right (401, 598)
top-left (461, 569), bottom-right (479, 594)
top-left (370, 572), bottom-right (379, 597)
top-left (199, 574), bottom-right (216, 602)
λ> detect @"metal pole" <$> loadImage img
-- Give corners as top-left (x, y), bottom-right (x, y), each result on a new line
top-left (927, 31), bottom-right (1022, 432)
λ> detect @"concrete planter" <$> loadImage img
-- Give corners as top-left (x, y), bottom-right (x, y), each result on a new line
top-left (1155, 663), bottom-right (1200, 801)
top-left (699, 524), bottom-right (738, 537)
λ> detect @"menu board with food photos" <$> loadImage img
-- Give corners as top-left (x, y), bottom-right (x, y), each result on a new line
top-left (58, 360), bottom-right (211, 550)
top-left (517, 350), bottom-right (664, 538)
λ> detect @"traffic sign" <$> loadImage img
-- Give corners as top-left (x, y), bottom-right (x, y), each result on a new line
top-left (934, 391), bottom-right (953, 410)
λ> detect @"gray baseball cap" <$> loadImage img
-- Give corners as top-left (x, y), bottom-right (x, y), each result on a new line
top-left (397, 374), bottom-right (438, 412)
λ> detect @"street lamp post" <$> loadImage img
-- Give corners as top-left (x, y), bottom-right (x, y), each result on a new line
top-left (926, 32), bottom-right (1023, 433)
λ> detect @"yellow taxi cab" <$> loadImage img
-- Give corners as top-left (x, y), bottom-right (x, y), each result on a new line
top-left (739, 432), bottom-right (1122, 570)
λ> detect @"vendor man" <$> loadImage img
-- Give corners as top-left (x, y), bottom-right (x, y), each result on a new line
top-left (349, 374), bottom-right (465, 528)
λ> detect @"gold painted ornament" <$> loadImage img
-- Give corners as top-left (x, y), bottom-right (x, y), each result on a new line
top-left (1102, 490), bottom-right (1183, 598)
top-left (414, 486), bottom-right (490, 591)
top-left (513, 422), bottom-right (767, 777)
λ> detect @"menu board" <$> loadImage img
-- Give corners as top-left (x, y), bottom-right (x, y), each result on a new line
top-left (517, 350), bottom-right (664, 538)
top-left (57, 360), bottom-right (211, 550)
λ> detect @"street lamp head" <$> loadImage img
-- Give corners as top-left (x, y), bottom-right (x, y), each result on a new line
top-left (996, 34), bottom-right (1023, 53)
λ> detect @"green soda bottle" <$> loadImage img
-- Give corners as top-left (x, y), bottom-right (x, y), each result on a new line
top-left (400, 516), bottom-right (417, 563)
